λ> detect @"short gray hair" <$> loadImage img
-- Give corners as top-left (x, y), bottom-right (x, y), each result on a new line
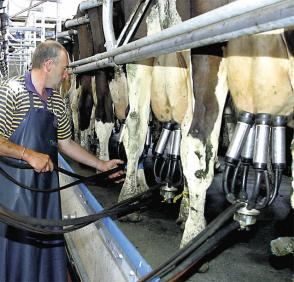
top-left (32, 40), bottom-right (66, 69)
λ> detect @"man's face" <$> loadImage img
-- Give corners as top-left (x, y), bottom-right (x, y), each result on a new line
top-left (47, 50), bottom-right (69, 90)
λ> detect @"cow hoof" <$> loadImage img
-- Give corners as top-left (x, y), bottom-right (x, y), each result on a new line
top-left (119, 212), bottom-right (142, 222)
top-left (197, 262), bottom-right (209, 273)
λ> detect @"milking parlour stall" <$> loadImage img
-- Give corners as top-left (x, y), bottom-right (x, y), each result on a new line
top-left (2, 0), bottom-right (293, 281)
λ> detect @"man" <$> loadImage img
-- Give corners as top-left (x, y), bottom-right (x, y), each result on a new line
top-left (0, 40), bottom-right (123, 282)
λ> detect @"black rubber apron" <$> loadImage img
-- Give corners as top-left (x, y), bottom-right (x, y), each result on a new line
top-left (0, 92), bottom-right (67, 282)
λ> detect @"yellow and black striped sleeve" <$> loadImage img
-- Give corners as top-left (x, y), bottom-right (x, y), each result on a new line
top-left (0, 82), bottom-right (17, 138)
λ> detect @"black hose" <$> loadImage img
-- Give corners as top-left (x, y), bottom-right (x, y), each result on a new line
top-left (164, 221), bottom-right (240, 282)
top-left (240, 163), bottom-right (250, 201)
top-left (0, 158), bottom-right (125, 192)
top-left (0, 184), bottom-right (160, 235)
top-left (159, 156), bottom-right (170, 183)
top-left (173, 158), bottom-right (183, 187)
top-left (256, 170), bottom-right (271, 209)
top-left (247, 170), bottom-right (262, 210)
top-left (222, 165), bottom-right (236, 203)
top-left (231, 159), bottom-right (241, 196)
top-left (153, 157), bottom-right (164, 184)
top-left (268, 169), bottom-right (283, 206)
top-left (139, 202), bottom-right (245, 282)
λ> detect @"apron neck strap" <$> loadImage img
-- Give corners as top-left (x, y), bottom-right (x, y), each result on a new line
top-left (28, 91), bottom-right (34, 108)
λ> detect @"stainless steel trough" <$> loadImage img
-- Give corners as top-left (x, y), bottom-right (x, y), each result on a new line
top-left (58, 155), bottom-right (152, 282)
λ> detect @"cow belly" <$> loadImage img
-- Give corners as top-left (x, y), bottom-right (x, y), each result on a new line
top-left (226, 31), bottom-right (294, 115)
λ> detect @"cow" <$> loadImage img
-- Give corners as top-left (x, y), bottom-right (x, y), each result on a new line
top-left (60, 3), bottom-right (127, 160)
top-left (61, 0), bottom-right (294, 256)
top-left (117, 0), bottom-right (191, 223)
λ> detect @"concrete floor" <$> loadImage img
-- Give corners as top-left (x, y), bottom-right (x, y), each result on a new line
top-left (68, 159), bottom-right (293, 282)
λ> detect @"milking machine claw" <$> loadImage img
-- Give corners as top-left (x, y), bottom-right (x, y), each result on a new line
top-left (223, 112), bottom-right (286, 211)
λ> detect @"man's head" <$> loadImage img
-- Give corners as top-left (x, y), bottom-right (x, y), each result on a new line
top-left (32, 40), bottom-right (69, 90)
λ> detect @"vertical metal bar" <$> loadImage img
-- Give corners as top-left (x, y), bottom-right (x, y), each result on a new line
top-left (102, 0), bottom-right (116, 51)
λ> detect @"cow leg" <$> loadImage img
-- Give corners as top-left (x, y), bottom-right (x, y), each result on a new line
top-left (95, 121), bottom-right (114, 161)
top-left (181, 58), bottom-right (228, 247)
top-left (269, 137), bottom-right (294, 256)
top-left (70, 84), bottom-right (82, 143)
top-left (78, 77), bottom-right (97, 153)
top-left (80, 106), bottom-right (96, 152)
top-left (176, 183), bottom-right (190, 230)
top-left (118, 60), bottom-right (153, 221)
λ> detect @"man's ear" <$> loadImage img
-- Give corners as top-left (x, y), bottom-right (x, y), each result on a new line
top-left (44, 59), bottom-right (54, 73)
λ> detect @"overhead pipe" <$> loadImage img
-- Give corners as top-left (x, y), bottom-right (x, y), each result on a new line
top-left (69, 0), bottom-right (291, 71)
top-left (79, 0), bottom-right (120, 12)
top-left (7, 59), bottom-right (27, 62)
top-left (80, 0), bottom-right (103, 12)
top-left (72, 0), bottom-right (294, 73)
top-left (120, 0), bottom-right (153, 46)
top-left (116, 0), bottom-right (145, 47)
top-left (10, 0), bottom-right (48, 18)
top-left (114, 0), bottom-right (294, 64)
top-left (9, 43), bottom-right (34, 47)
top-left (56, 29), bottom-right (78, 38)
top-left (9, 27), bottom-right (40, 32)
top-left (64, 15), bottom-right (90, 29)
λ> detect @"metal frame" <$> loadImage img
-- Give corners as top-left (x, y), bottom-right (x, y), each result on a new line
top-left (67, 0), bottom-right (294, 74)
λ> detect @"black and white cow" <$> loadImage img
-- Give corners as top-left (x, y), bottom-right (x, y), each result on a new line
top-left (61, 0), bottom-right (294, 251)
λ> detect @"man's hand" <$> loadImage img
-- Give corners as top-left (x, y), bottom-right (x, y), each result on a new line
top-left (98, 159), bottom-right (125, 182)
top-left (23, 148), bottom-right (54, 173)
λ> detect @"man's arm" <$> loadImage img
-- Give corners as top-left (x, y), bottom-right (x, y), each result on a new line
top-left (58, 137), bottom-right (124, 172)
top-left (0, 135), bottom-right (54, 173)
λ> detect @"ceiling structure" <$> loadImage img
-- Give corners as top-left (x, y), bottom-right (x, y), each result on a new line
top-left (2, 0), bottom-right (84, 77)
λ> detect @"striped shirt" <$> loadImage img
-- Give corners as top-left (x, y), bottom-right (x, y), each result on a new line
top-left (0, 73), bottom-right (71, 140)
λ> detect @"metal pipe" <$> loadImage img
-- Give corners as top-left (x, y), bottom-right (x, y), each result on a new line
top-left (9, 27), bottom-right (40, 32)
top-left (8, 55), bottom-right (30, 58)
top-left (103, 0), bottom-right (116, 51)
top-left (69, 0), bottom-right (290, 69)
top-left (116, 0), bottom-right (144, 47)
top-left (79, 0), bottom-right (120, 12)
top-left (70, 58), bottom-right (116, 73)
top-left (7, 59), bottom-right (27, 62)
top-left (115, 0), bottom-right (294, 64)
top-left (122, 0), bottom-right (153, 46)
top-left (11, 0), bottom-right (48, 18)
top-left (65, 15), bottom-right (90, 29)
top-left (56, 30), bottom-right (78, 38)
top-left (80, 0), bottom-right (103, 12)
top-left (9, 43), bottom-right (34, 47)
